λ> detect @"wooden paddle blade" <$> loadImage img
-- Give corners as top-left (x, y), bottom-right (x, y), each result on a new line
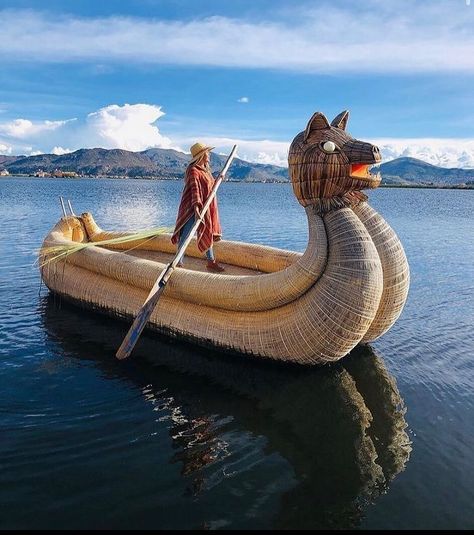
top-left (115, 285), bottom-right (165, 360)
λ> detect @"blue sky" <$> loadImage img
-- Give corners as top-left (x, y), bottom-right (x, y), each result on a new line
top-left (1, 0), bottom-right (473, 167)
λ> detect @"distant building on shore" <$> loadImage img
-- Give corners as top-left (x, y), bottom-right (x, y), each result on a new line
top-left (53, 169), bottom-right (78, 178)
top-left (0, 169), bottom-right (9, 176)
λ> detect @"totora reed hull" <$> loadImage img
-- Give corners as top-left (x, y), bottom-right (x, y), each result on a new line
top-left (39, 202), bottom-right (409, 365)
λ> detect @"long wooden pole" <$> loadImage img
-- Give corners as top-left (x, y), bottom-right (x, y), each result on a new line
top-left (59, 196), bottom-right (68, 218)
top-left (67, 199), bottom-right (76, 216)
top-left (59, 196), bottom-right (70, 229)
top-left (115, 145), bottom-right (238, 360)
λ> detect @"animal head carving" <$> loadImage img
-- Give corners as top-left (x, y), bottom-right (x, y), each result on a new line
top-left (289, 110), bottom-right (382, 208)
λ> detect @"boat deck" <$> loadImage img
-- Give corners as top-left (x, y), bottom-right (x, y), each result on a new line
top-left (124, 249), bottom-right (264, 276)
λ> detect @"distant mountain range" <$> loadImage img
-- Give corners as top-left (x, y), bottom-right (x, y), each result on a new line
top-left (375, 157), bottom-right (474, 185)
top-left (1, 148), bottom-right (473, 185)
top-left (0, 147), bottom-right (288, 182)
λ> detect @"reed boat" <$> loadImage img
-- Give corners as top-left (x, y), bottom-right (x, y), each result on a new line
top-left (39, 110), bottom-right (410, 364)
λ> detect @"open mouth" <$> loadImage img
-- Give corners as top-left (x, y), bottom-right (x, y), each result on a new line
top-left (350, 163), bottom-right (380, 182)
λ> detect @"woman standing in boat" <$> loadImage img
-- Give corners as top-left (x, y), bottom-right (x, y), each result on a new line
top-left (171, 142), bottom-right (225, 272)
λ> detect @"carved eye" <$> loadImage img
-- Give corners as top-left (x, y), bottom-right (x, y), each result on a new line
top-left (322, 141), bottom-right (336, 153)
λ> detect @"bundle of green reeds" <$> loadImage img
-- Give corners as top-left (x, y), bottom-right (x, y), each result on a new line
top-left (38, 226), bottom-right (172, 268)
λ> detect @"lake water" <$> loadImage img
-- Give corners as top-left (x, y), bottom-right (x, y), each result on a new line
top-left (0, 177), bottom-right (473, 529)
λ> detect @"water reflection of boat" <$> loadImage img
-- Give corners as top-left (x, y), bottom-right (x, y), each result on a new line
top-left (42, 296), bottom-right (411, 529)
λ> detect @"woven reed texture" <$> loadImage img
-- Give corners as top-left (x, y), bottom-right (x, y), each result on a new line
top-left (61, 210), bottom-right (326, 312)
top-left (40, 216), bottom-right (87, 258)
top-left (40, 207), bottom-right (383, 364)
top-left (352, 203), bottom-right (410, 342)
top-left (288, 111), bottom-right (382, 207)
top-left (81, 212), bottom-right (298, 274)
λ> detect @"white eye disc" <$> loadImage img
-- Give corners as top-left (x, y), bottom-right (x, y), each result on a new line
top-left (323, 141), bottom-right (336, 152)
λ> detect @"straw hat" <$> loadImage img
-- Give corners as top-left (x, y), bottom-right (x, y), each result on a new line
top-left (190, 142), bottom-right (214, 164)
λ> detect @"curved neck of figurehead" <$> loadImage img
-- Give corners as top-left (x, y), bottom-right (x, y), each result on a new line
top-left (305, 191), bottom-right (369, 216)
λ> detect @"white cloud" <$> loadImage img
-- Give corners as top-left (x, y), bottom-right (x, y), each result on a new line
top-left (0, 4), bottom-right (474, 73)
top-left (0, 143), bottom-right (12, 154)
top-left (83, 104), bottom-right (173, 152)
top-left (0, 118), bottom-right (68, 139)
top-left (0, 103), bottom-right (176, 155)
top-left (52, 146), bottom-right (72, 155)
top-left (237, 97), bottom-right (249, 103)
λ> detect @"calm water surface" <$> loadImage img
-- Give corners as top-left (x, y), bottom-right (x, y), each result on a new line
top-left (0, 178), bottom-right (473, 529)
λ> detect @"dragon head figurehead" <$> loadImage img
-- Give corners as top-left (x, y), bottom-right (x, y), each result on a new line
top-left (289, 110), bottom-right (382, 211)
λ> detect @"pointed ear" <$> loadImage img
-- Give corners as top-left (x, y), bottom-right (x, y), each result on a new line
top-left (331, 110), bottom-right (349, 130)
top-left (303, 112), bottom-right (330, 142)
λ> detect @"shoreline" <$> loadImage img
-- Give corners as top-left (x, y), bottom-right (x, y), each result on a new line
top-left (1, 174), bottom-right (473, 190)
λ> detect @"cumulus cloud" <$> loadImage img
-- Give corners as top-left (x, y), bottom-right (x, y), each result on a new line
top-left (0, 103), bottom-right (175, 155)
top-left (83, 104), bottom-right (173, 151)
top-left (0, 4), bottom-right (474, 73)
top-left (237, 97), bottom-right (249, 103)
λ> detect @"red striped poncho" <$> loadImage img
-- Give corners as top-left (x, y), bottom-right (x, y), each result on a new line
top-left (171, 164), bottom-right (222, 253)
